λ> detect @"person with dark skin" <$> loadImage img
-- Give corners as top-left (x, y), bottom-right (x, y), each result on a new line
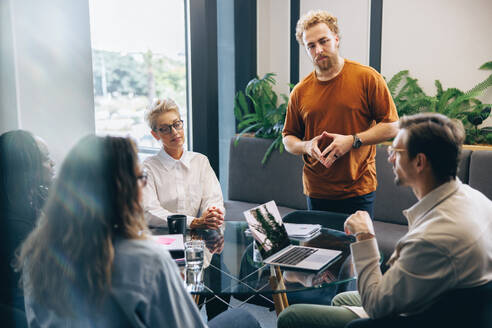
top-left (0, 130), bottom-right (54, 313)
top-left (17, 135), bottom-right (260, 328)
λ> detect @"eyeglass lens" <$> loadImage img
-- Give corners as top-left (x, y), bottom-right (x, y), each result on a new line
top-left (158, 120), bottom-right (183, 134)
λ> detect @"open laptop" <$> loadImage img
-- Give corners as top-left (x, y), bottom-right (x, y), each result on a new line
top-left (243, 200), bottom-right (342, 271)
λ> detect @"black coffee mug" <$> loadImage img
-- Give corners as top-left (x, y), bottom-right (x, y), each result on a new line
top-left (167, 215), bottom-right (187, 235)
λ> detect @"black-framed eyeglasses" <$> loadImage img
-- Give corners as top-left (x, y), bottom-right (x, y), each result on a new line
top-left (154, 120), bottom-right (184, 135)
top-left (137, 171), bottom-right (148, 187)
top-left (387, 145), bottom-right (407, 157)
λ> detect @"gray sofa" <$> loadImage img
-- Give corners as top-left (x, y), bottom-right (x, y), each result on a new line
top-left (225, 137), bottom-right (492, 266)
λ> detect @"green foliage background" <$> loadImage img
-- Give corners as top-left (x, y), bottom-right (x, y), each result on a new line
top-left (91, 49), bottom-right (186, 147)
top-left (386, 61), bottom-right (492, 145)
top-left (92, 49), bottom-right (186, 106)
top-left (233, 73), bottom-right (292, 164)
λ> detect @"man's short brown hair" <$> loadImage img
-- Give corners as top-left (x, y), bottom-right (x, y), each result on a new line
top-left (295, 10), bottom-right (340, 46)
top-left (399, 113), bottom-right (465, 183)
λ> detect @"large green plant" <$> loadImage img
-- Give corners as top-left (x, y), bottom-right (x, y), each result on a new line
top-left (386, 70), bottom-right (436, 116)
top-left (234, 73), bottom-right (291, 164)
top-left (386, 61), bottom-right (492, 145)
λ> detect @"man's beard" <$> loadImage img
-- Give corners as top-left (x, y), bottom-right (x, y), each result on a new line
top-left (315, 56), bottom-right (332, 71)
top-left (314, 49), bottom-right (339, 71)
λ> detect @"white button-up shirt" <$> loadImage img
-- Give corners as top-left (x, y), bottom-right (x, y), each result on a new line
top-left (142, 149), bottom-right (224, 228)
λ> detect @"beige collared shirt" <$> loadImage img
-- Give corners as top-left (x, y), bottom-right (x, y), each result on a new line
top-left (350, 179), bottom-right (492, 318)
top-left (142, 149), bottom-right (224, 228)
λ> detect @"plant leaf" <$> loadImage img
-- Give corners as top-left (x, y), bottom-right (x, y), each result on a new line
top-left (233, 91), bottom-right (249, 121)
top-left (237, 116), bottom-right (260, 130)
top-left (386, 70), bottom-right (409, 96)
top-left (479, 61), bottom-right (492, 70)
top-left (465, 74), bottom-right (492, 97)
top-left (234, 123), bottom-right (262, 145)
top-left (234, 71), bottom-right (293, 159)
top-left (435, 80), bottom-right (443, 97)
top-left (261, 135), bottom-right (282, 165)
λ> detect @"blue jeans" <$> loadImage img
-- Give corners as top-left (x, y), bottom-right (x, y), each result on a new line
top-left (307, 192), bottom-right (375, 219)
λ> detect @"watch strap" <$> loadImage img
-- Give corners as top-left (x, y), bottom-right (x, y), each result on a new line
top-left (352, 134), bottom-right (362, 149)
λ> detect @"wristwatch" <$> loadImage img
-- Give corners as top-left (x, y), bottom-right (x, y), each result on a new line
top-left (352, 134), bottom-right (362, 149)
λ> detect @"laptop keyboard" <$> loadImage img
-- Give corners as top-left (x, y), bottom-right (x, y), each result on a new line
top-left (271, 247), bottom-right (318, 266)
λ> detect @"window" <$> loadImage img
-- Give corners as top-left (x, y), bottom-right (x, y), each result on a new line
top-left (89, 0), bottom-right (188, 149)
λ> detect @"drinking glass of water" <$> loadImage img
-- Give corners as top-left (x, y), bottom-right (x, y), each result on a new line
top-left (184, 240), bottom-right (205, 292)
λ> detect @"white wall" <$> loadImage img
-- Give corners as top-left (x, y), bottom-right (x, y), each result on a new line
top-left (299, 0), bottom-right (371, 79)
top-left (257, 0), bottom-right (492, 126)
top-left (0, 0), bottom-right (95, 164)
top-left (0, 0), bottom-right (20, 132)
top-left (381, 0), bottom-right (492, 126)
top-left (257, 0), bottom-right (371, 96)
top-left (257, 0), bottom-right (291, 96)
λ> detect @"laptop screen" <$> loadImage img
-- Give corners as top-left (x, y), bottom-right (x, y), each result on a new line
top-left (244, 201), bottom-right (291, 259)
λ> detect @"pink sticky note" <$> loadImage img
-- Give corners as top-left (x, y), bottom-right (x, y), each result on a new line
top-left (155, 236), bottom-right (176, 245)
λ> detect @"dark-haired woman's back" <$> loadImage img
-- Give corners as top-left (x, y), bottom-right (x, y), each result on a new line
top-left (24, 238), bottom-right (206, 328)
top-left (0, 130), bottom-right (53, 312)
top-left (0, 210), bottom-right (36, 311)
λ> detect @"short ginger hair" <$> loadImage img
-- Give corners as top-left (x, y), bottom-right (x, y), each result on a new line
top-left (295, 10), bottom-right (340, 46)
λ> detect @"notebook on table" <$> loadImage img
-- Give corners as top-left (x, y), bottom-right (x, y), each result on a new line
top-left (151, 234), bottom-right (185, 260)
top-left (243, 201), bottom-right (342, 271)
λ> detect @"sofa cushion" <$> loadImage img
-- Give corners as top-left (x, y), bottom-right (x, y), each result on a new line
top-left (468, 150), bottom-right (492, 200)
top-left (228, 137), bottom-right (307, 210)
top-left (373, 221), bottom-right (408, 270)
top-left (457, 149), bottom-right (472, 183)
top-left (224, 200), bottom-right (295, 221)
top-left (374, 145), bottom-right (416, 225)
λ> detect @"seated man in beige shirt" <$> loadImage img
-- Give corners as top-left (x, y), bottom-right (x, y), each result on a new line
top-left (278, 113), bottom-right (492, 328)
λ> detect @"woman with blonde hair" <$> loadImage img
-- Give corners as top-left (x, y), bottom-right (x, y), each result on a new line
top-left (143, 98), bottom-right (225, 230)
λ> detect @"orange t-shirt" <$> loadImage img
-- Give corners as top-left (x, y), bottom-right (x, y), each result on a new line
top-left (283, 59), bottom-right (398, 199)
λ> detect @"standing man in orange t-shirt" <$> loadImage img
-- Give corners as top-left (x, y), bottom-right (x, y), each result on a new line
top-left (283, 10), bottom-right (399, 218)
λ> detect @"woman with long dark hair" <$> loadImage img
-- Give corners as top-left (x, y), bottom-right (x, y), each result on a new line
top-left (0, 130), bottom-right (54, 312)
top-left (18, 135), bottom-right (208, 327)
top-left (17, 135), bottom-right (260, 328)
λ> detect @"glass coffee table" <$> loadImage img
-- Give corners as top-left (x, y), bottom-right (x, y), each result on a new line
top-left (152, 221), bottom-right (369, 315)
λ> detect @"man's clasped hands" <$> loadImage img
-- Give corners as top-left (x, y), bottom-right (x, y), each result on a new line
top-left (305, 132), bottom-right (355, 168)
